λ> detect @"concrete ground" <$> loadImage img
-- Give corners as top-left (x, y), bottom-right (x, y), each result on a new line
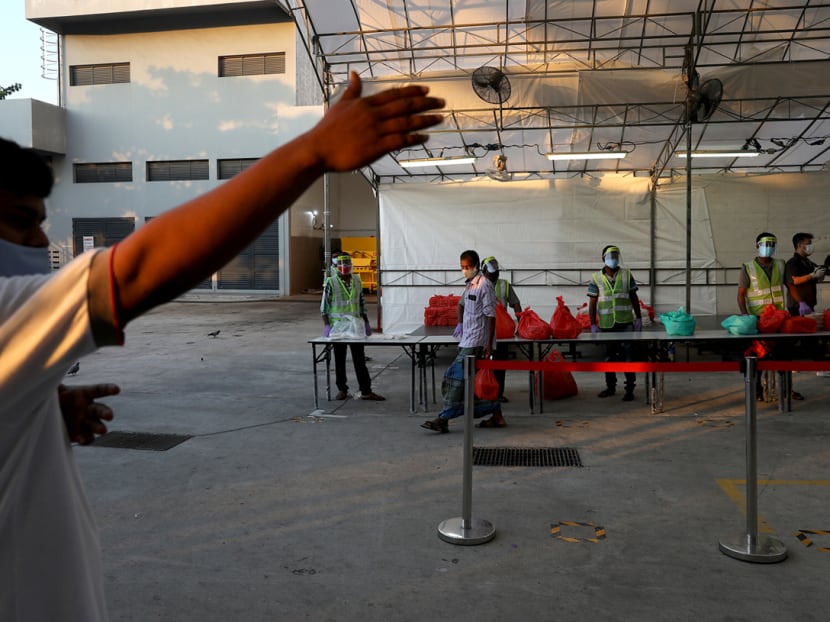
top-left (71, 297), bottom-right (830, 622)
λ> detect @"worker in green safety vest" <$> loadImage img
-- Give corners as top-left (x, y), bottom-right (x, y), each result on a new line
top-left (737, 232), bottom-right (803, 401)
top-left (321, 252), bottom-right (385, 401)
top-left (588, 244), bottom-right (643, 402)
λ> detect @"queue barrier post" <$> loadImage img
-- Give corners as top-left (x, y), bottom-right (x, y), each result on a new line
top-left (718, 355), bottom-right (787, 563)
top-left (437, 354), bottom-right (496, 546)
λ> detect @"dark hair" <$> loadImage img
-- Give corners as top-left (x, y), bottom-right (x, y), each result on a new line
top-left (460, 249), bottom-right (479, 266)
top-left (0, 137), bottom-right (53, 198)
top-left (792, 232), bottom-right (813, 249)
top-left (755, 231), bottom-right (776, 245)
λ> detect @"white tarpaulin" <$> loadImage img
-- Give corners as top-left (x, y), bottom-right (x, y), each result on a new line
top-left (378, 175), bottom-right (717, 334)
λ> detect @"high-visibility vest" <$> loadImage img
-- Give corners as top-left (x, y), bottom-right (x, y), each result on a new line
top-left (743, 259), bottom-right (785, 315)
top-left (592, 268), bottom-right (634, 329)
top-left (326, 273), bottom-right (363, 321)
top-left (494, 278), bottom-right (511, 306)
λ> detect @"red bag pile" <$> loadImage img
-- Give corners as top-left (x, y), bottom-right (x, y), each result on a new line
top-left (758, 303), bottom-right (789, 334)
top-left (495, 301), bottom-right (516, 339)
top-left (516, 308), bottom-right (552, 339)
top-left (550, 296), bottom-right (582, 339)
top-left (474, 367), bottom-right (499, 401)
top-left (542, 350), bottom-right (578, 400)
top-left (423, 294), bottom-right (461, 326)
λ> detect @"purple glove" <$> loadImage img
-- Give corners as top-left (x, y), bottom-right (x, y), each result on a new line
top-left (364, 319), bottom-right (372, 336)
top-left (453, 323), bottom-right (463, 338)
top-left (590, 324), bottom-right (599, 334)
top-left (634, 317), bottom-right (643, 331)
top-left (323, 324), bottom-right (331, 338)
top-left (798, 301), bottom-right (813, 316)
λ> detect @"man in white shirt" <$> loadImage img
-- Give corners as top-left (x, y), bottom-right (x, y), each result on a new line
top-left (0, 75), bottom-right (445, 621)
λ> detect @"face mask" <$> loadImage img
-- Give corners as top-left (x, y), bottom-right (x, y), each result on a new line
top-left (462, 268), bottom-right (477, 280)
top-left (804, 244), bottom-right (814, 255)
top-left (0, 238), bottom-right (51, 277)
top-left (758, 244), bottom-right (775, 258)
top-left (604, 257), bottom-right (618, 269)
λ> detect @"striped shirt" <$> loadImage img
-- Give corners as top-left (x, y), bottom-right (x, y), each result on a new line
top-left (458, 272), bottom-right (496, 349)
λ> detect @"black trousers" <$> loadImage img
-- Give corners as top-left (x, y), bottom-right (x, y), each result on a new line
top-left (333, 343), bottom-right (372, 395)
top-left (602, 322), bottom-right (636, 391)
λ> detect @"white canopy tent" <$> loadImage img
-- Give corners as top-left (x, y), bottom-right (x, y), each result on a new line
top-left (279, 1), bottom-right (830, 332)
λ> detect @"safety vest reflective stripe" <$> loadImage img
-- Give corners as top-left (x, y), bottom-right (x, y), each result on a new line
top-left (744, 260), bottom-right (785, 314)
top-left (327, 274), bottom-right (362, 320)
top-left (593, 269), bottom-right (634, 329)
top-left (495, 279), bottom-right (510, 305)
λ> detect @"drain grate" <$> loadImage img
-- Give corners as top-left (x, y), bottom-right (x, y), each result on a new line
top-left (91, 431), bottom-right (191, 451)
top-left (473, 446), bottom-right (582, 467)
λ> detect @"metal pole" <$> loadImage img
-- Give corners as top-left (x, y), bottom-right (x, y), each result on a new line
top-left (719, 356), bottom-right (787, 562)
top-left (685, 122), bottom-right (692, 314)
top-left (437, 355), bottom-right (496, 545)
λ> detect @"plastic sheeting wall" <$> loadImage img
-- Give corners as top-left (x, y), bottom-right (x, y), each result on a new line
top-left (378, 173), bottom-right (830, 334)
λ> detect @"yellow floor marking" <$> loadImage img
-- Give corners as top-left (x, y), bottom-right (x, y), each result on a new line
top-left (717, 479), bottom-right (830, 534)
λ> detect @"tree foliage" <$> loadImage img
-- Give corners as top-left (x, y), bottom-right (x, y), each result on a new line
top-left (0, 83), bottom-right (23, 100)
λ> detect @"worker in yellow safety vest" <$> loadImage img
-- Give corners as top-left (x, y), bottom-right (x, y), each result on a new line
top-left (321, 252), bottom-right (385, 401)
top-left (738, 232), bottom-right (787, 316)
top-left (737, 232), bottom-right (803, 401)
top-left (588, 245), bottom-right (643, 402)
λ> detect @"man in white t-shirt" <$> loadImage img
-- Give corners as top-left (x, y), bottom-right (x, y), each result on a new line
top-left (0, 75), bottom-right (445, 621)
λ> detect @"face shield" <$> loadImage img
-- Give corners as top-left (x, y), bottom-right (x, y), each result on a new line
top-left (756, 236), bottom-right (776, 258)
top-left (481, 256), bottom-right (500, 281)
top-left (334, 254), bottom-right (352, 276)
top-left (603, 246), bottom-right (622, 269)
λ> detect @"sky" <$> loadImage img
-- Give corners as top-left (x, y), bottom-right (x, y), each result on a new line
top-left (0, 2), bottom-right (59, 104)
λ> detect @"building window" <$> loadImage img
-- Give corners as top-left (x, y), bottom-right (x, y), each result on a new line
top-left (73, 162), bottom-right (133, 183)
top-left (219, 53), bottom-right (286, 77)
top-left (146, 160), bottom-right (209, 182)
top-left (69, 63), bottom-right (130, 86)
top-left (217, 158), bottom-right (259, 180)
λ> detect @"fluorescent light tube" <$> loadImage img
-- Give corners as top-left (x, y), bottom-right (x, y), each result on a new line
top-left (546, 152), bottom-right (627, 161)
top-left (675, 151), bottom-right (761, 158)
top-left (399, 155), bottom-right (477, 168)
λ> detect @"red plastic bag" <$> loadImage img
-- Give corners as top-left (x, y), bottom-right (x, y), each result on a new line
top-left (640, 300), bottom-right (655, 322)
top-left (781, 315), bottom-right (817, 333)
top-left (495, 301), bottom-right (516, 339)
top-left (758, 304), bottom-right (788, 334)
top-left (745, 339), bottom-right (773, 359)
top-left (550, 296), bottom-right (582, 339)
top-left (474, 367), bottom-right (499, 401)
top-left (516, 308), bottom-right (552, 340)
top-left (575, 302), bottom-right (592, 330)
top-left (542, 350), bottom-right (578, 400)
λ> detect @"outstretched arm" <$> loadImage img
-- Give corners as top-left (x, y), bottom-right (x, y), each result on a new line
top-left (106, 73), bottom-right (444, 326)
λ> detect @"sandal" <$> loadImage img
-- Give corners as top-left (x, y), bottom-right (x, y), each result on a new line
top-left (477, 418), bottom-right (507, 428)
top-left (420, 418), bottom-right (449, 433)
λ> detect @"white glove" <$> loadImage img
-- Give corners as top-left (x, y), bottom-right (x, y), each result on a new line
top-left (811, 266), bottom-right (826, 281)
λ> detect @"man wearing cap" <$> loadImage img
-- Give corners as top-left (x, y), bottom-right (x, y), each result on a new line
top-left (737, 231), bottom-right (802, 400)
top-left (321, 251), bottom-right (385, 401)
top-left (481, 255), bottom-right (522, 402)
top-left (588, 244), bottom-right (643, 402)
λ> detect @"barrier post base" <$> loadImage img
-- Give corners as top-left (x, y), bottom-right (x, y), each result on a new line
top-left (718, 534), bottom-right (787, 563)
top-left (437, 517), bottom-right (496, 546)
